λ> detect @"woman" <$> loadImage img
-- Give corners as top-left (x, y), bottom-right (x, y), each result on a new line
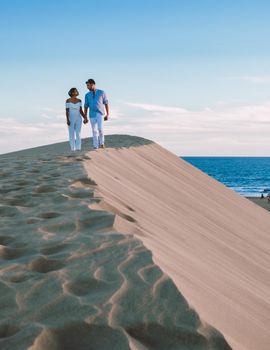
top-left (65, 88), bottom-right (88, 151)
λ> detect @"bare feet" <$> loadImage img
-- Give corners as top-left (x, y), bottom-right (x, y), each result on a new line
top-left (99, 144), bottom-right (105, 149)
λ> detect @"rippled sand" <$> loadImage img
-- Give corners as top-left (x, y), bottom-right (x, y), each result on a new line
top-left (0, 136), bottom-right (231, 350)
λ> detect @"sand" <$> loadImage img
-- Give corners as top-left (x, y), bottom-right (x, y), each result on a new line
top-left (1, 134), bottom-right (269, 350)
top-left (82, 135), bottom-right (270, 350)
top-left (246, 197), bottom-right (270, 212)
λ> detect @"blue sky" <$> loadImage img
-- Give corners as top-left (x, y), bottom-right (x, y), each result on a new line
top-left (1, 0), bottom-right (270, 155)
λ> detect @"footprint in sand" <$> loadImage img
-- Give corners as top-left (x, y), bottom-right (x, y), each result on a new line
top-left (26, 218), bottom-right (42, 224)
top-left (40, 243), bottom-right (69, 255)
top-left (64, 277), bottom-right (107, 296)
top-left (71, 177), bottom-right (97, 187)
top-left (28, 322), bottom-right (129, 350)
top-left (34, 185), bottom-right (56, 194)
top-left (5, 273), bottom-right (33, 284)
top-left (4, 197), bottom-right (29, 207)
top-left (119, 213), bottom-right (137, 223)
top-left (40, 220), bottom-right (76, 235)
top-left (0, 205), bottom-right (20, 217)
top-left (28, 256), bottom-right (65, 273)
top-left (0, 235), bottom-right (15, 246)
top-left (125, 205), bottom-right (135, 212)
top-left (37, 212), bottom-right (62, 219)
top-left (0, 246), bottom-right (27, 260)
top-left (0, 324), bottom-right (20, 339)
top-left (29, 169), bottom-right (41, 174)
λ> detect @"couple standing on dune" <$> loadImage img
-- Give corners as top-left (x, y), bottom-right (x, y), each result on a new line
top-left (65, 78), bottom-right (109, 151)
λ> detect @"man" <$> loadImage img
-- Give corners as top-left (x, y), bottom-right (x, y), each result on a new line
top-left (84, 79), bottom-right (109, 149)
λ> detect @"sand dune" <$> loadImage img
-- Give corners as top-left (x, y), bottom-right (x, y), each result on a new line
top-left (0, 136), bottom-right (231, 350)
top-left (82, 135), bottom-right (270, 350)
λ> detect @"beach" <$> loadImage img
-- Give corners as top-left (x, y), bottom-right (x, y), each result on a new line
top-left (246, 197), bottom-right (270, 211)
top-left (1, 134), bottom-right (270, 350)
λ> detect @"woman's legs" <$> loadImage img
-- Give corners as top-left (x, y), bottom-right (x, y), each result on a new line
top-left (68, 121), bottom-right (76, 151)
top-left (74, 118), bottom-right (82, 150)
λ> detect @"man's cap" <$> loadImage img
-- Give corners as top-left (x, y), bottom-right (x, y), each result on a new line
top-left (85, 78), bottom-right (96, 84)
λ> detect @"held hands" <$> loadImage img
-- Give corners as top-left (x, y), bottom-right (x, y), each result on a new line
top-left (104, 115), bottom-right (109, 121)
top-left (67, 120), bottom-right (70, 126)
top-left (83, 112), bottom-right (88, 124)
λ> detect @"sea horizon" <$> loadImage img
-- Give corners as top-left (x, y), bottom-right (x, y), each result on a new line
top-left (182, 156), bottom-right (270, 197)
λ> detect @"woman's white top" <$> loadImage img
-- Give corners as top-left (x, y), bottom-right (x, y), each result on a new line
top-left (65, 101), bottom-right (82, 120)
top-left (65, 101), bottom-right (82, 110)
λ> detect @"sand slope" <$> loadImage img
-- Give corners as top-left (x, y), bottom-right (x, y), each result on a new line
top-left (83, 135), bottom-right (270, 350)
top-left (0, 136), bottom-right (231, 350)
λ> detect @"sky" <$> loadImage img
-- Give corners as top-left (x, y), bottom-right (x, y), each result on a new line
top-left (1, 0), bottom-right (270, 155)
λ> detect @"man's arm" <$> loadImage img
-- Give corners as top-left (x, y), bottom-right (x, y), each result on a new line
top-left (84, 94), bottom-right (89, 120)
top-left (104, 103), bottom-right (109, 120)
top-left (103, 92), bottom-right (109, 120)
top-left (84, 106), bottom-right (88, 118)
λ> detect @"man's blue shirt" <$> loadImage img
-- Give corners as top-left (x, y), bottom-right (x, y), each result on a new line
top-left (84, 89), bottom-right (108, 118)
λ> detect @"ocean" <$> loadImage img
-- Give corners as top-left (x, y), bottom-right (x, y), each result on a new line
top-left (182, 157), bottom-right (270, 197)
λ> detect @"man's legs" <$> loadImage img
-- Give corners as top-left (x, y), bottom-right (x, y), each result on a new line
top-left (90, 117), bottom-right (99, 148)
top-left (97, 113), bottom-right (104, 147)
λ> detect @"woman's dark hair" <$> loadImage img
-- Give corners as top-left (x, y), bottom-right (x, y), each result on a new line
top-left (68, 88), bottom-right (78, 97)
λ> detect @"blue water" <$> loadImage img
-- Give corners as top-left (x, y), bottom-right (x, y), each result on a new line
top-left (181, 157), bottom-right (270, 197)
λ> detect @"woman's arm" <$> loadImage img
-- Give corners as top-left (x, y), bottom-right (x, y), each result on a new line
top-left (65, 106), bottom-right (70, 126)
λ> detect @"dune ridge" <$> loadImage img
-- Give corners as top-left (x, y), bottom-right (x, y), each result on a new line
top-left (0, 136), bottom-right (231, 350)
top-left (82, 135), bottom-right (270, 350)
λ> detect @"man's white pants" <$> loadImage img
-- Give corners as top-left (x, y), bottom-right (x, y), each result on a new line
top-left (90, 114), bottom-right (104, 148)
top-left (68, 117), bottom-right (82, 151)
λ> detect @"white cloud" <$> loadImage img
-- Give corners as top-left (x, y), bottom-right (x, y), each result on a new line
top-left (0, 106), bottom-right (126, 154)
top-left (123, 102), bottom-right (188, 113)
top-left (1, 102), bottom-right (270, 156)
top-left (108, 101), bottom-right (270, 155)
top-left (224, 76), bottom-right (270, 84)
top-left (0, 118), bottom-right (69, 153)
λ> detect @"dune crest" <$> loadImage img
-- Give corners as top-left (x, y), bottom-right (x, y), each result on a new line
top-left (83, 135), bottom-right (270, 350)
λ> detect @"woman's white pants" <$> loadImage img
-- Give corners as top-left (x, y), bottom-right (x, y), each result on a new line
top-left (68, 117), bottom-right (82, 151)
top-left (90, 114), bottom-right (104, 148)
